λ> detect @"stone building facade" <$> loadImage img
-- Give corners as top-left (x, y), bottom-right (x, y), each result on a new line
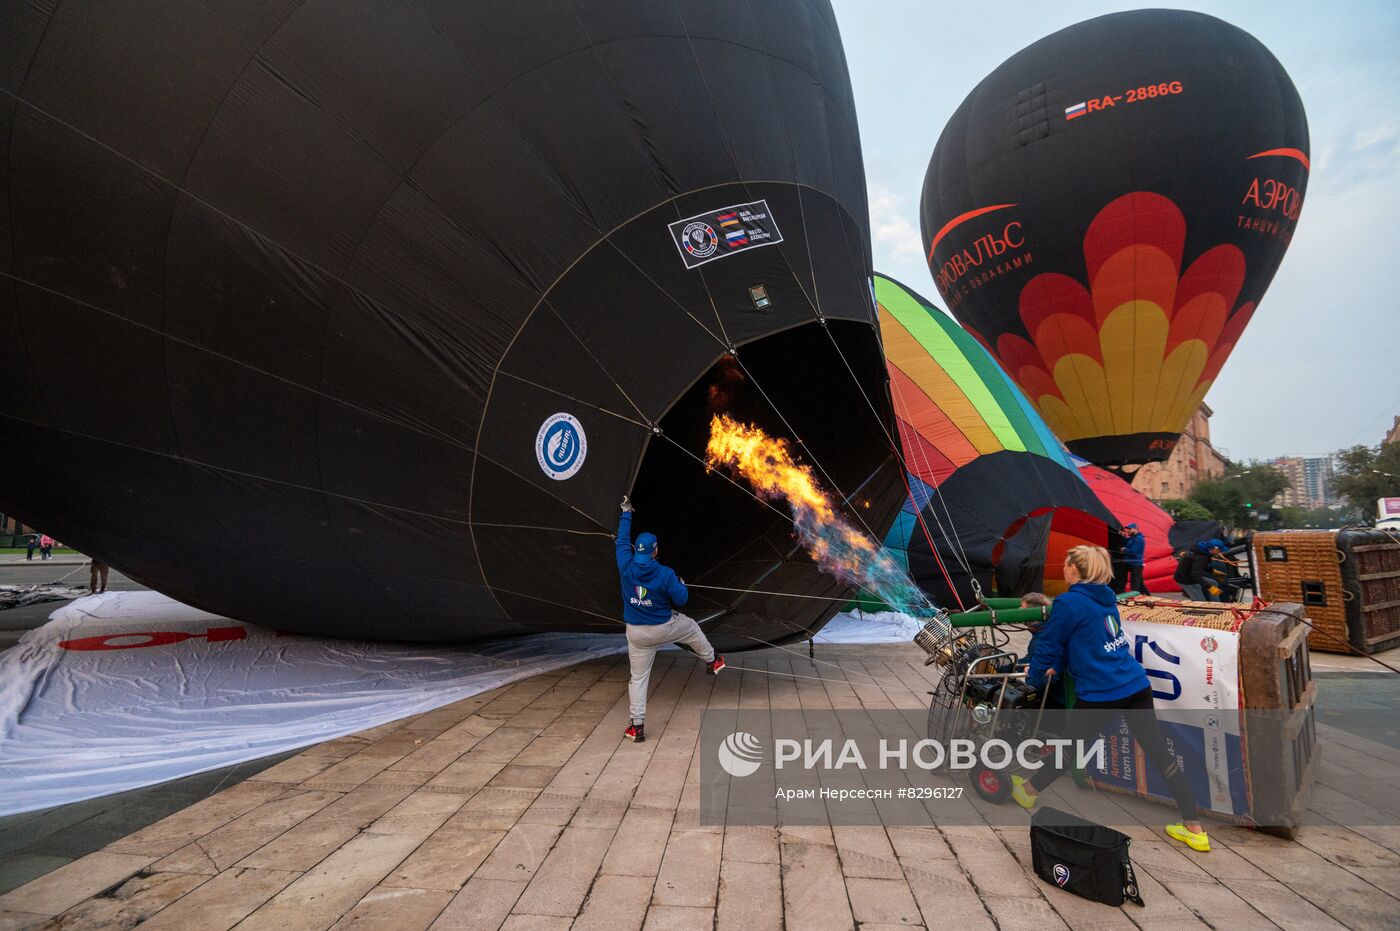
top-left (1131, 404), bottom-right (1228, 502)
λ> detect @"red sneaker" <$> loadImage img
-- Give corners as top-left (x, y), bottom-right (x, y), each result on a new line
top-left (707, 656), bottom-right (726, 675)
top-left (624, 722), bottom-right (645, 742)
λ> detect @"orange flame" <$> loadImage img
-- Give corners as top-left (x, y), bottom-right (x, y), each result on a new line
top-left (706, 414), bottom-right (835, 522)
top-left (706, 415), bottom-right (929, 612)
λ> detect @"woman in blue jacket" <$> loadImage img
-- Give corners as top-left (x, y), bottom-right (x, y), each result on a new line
top-left (1012, 545), bottom-right (1210, 852)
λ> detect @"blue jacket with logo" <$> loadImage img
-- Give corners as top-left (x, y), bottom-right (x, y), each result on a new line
top-left (1122, 533), bottom-right (1145, 566)
top-left (616, 512), bottom-right (689, 625)
top-left (1026, 583), bottom-right (1149, 702)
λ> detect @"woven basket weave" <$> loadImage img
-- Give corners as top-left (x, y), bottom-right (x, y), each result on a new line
top-left (1117, 598), bottom-right (1252, 633)
top-left (1252, 532), bottom-right (1348, 652)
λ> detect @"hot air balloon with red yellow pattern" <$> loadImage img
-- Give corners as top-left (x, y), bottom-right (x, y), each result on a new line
top-left (921, 9), bottom-right (1308, 468)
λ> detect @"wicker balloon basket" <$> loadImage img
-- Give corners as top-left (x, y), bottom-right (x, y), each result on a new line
top-left (1109, 597), bottom-right (1317, 838)
top-left (1251, 529), bottom-right (1400, 654)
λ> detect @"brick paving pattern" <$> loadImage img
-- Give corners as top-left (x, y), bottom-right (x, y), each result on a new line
top-left (1, 644), bottom-right (1397, 929)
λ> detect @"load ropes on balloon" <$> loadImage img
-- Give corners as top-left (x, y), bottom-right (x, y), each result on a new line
top-left (0, 2), bottom-right (908, 649)
top-left (872, 275), bottom-right (1117, 610)
top-left (921, 9), bottom-right (1308, 469)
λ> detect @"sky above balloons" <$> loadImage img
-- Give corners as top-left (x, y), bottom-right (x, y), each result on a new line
top-left (833, 0), bottom-right (1400, 461)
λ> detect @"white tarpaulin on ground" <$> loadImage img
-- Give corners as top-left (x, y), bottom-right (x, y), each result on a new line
top-left (813, 611), bottom-right (923, 643)
top-left (0, 591), bottom-right (625, 816)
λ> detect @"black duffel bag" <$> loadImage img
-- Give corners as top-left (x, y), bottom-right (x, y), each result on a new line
top-left (1030, 807), bottom-right (1144, 907)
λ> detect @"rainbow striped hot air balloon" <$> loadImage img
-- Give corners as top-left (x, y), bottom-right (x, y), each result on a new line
top-left (873, 274), bottom-right (1117, 607)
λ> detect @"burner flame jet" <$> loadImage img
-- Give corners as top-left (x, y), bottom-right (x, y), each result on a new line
top-left (706, 414), bottom-right (932, 616)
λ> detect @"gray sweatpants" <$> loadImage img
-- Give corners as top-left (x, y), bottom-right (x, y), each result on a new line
top-left (626, 613), bottom-right (715, 723)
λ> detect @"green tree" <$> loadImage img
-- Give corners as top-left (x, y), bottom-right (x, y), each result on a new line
top-left (1273, 505), bottom-right (1359, 529)
top-left (1161, 499), bottom-right (1214, 521)
top-left (1189, 461), bottom-right (1289, 533)
top-left (1333, 443), bottom-right (1400, 515)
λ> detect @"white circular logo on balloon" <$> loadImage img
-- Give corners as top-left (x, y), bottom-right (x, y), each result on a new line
top-left (717, 731), bottom-right (763, 777)
top-left (536, 413), bottom-right (587, 481)
top-left (682, 221), bottom-right (718, 258)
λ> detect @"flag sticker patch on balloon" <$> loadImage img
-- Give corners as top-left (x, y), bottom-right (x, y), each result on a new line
top-left (1064, 82), bottom-right (1184, 121)
top-left (535, 413), bottom-right (588, 481)
top-left (669, 200), bottom-right (783, 269)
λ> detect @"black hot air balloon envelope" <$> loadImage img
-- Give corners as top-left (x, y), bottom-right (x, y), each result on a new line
top-left (0, 1), bottom-right (905, 649)
top-left (922, 10), bottom-right (1309, 468)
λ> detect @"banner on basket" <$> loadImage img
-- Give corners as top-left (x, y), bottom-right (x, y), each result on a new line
top-left (1088, 613), bottom-right (1248, 817)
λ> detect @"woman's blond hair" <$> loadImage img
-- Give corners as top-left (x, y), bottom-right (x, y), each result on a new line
top-left (1065, 545), bottom-right (1114, 585)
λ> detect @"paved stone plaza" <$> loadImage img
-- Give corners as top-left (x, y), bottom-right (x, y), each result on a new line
top-left (0, 643), bottom-right (1397, 930)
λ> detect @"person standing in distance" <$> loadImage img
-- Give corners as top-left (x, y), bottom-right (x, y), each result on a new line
top-left (616, 496), bottom-right (724, 743)
top-left (1121, 523), bottom-right (1150, 595)
top-left (89, 558), bottom-right (110, 595)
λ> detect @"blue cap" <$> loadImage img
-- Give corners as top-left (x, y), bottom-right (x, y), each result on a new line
top-left (1126, 522), bottom-right (1139, 529)
top-left (634, 532), bottom-right (657, 563)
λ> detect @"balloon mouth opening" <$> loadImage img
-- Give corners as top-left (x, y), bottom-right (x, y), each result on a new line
top-left (1063, 433), bottom-right (1180, 470)
top-left (629, 319), bottom-right (906, 649)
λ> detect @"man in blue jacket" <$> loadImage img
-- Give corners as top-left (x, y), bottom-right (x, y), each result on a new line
top-left (617, 496), bottom-right (724, 742)
top-left (1121, 523), bottom-right (1150, 595)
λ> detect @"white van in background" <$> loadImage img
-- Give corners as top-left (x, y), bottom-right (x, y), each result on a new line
top-left (1377, 497), bottom-right (1400, 531)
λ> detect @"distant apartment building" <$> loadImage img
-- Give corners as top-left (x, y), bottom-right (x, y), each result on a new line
top-left (1274, 455), bottom-right (1334, 509)
top-left (1304, 456), bottom-right (1333, 507)
top-left (1131, 403), bottom-right (1228, 502)
top-left (1385, 415), bottom-right (1400, 446)
top-left (1274, 458), bottom-right (1305, 507)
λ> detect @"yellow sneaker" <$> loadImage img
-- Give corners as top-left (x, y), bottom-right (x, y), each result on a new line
top-left (1165, 823), bottom-right (1210, 852)
top-left (1011, 775), bottom-right (1037, 810)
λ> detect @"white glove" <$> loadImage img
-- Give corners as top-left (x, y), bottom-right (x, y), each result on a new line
top-left (620, 495), bottom-right (634, 513)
